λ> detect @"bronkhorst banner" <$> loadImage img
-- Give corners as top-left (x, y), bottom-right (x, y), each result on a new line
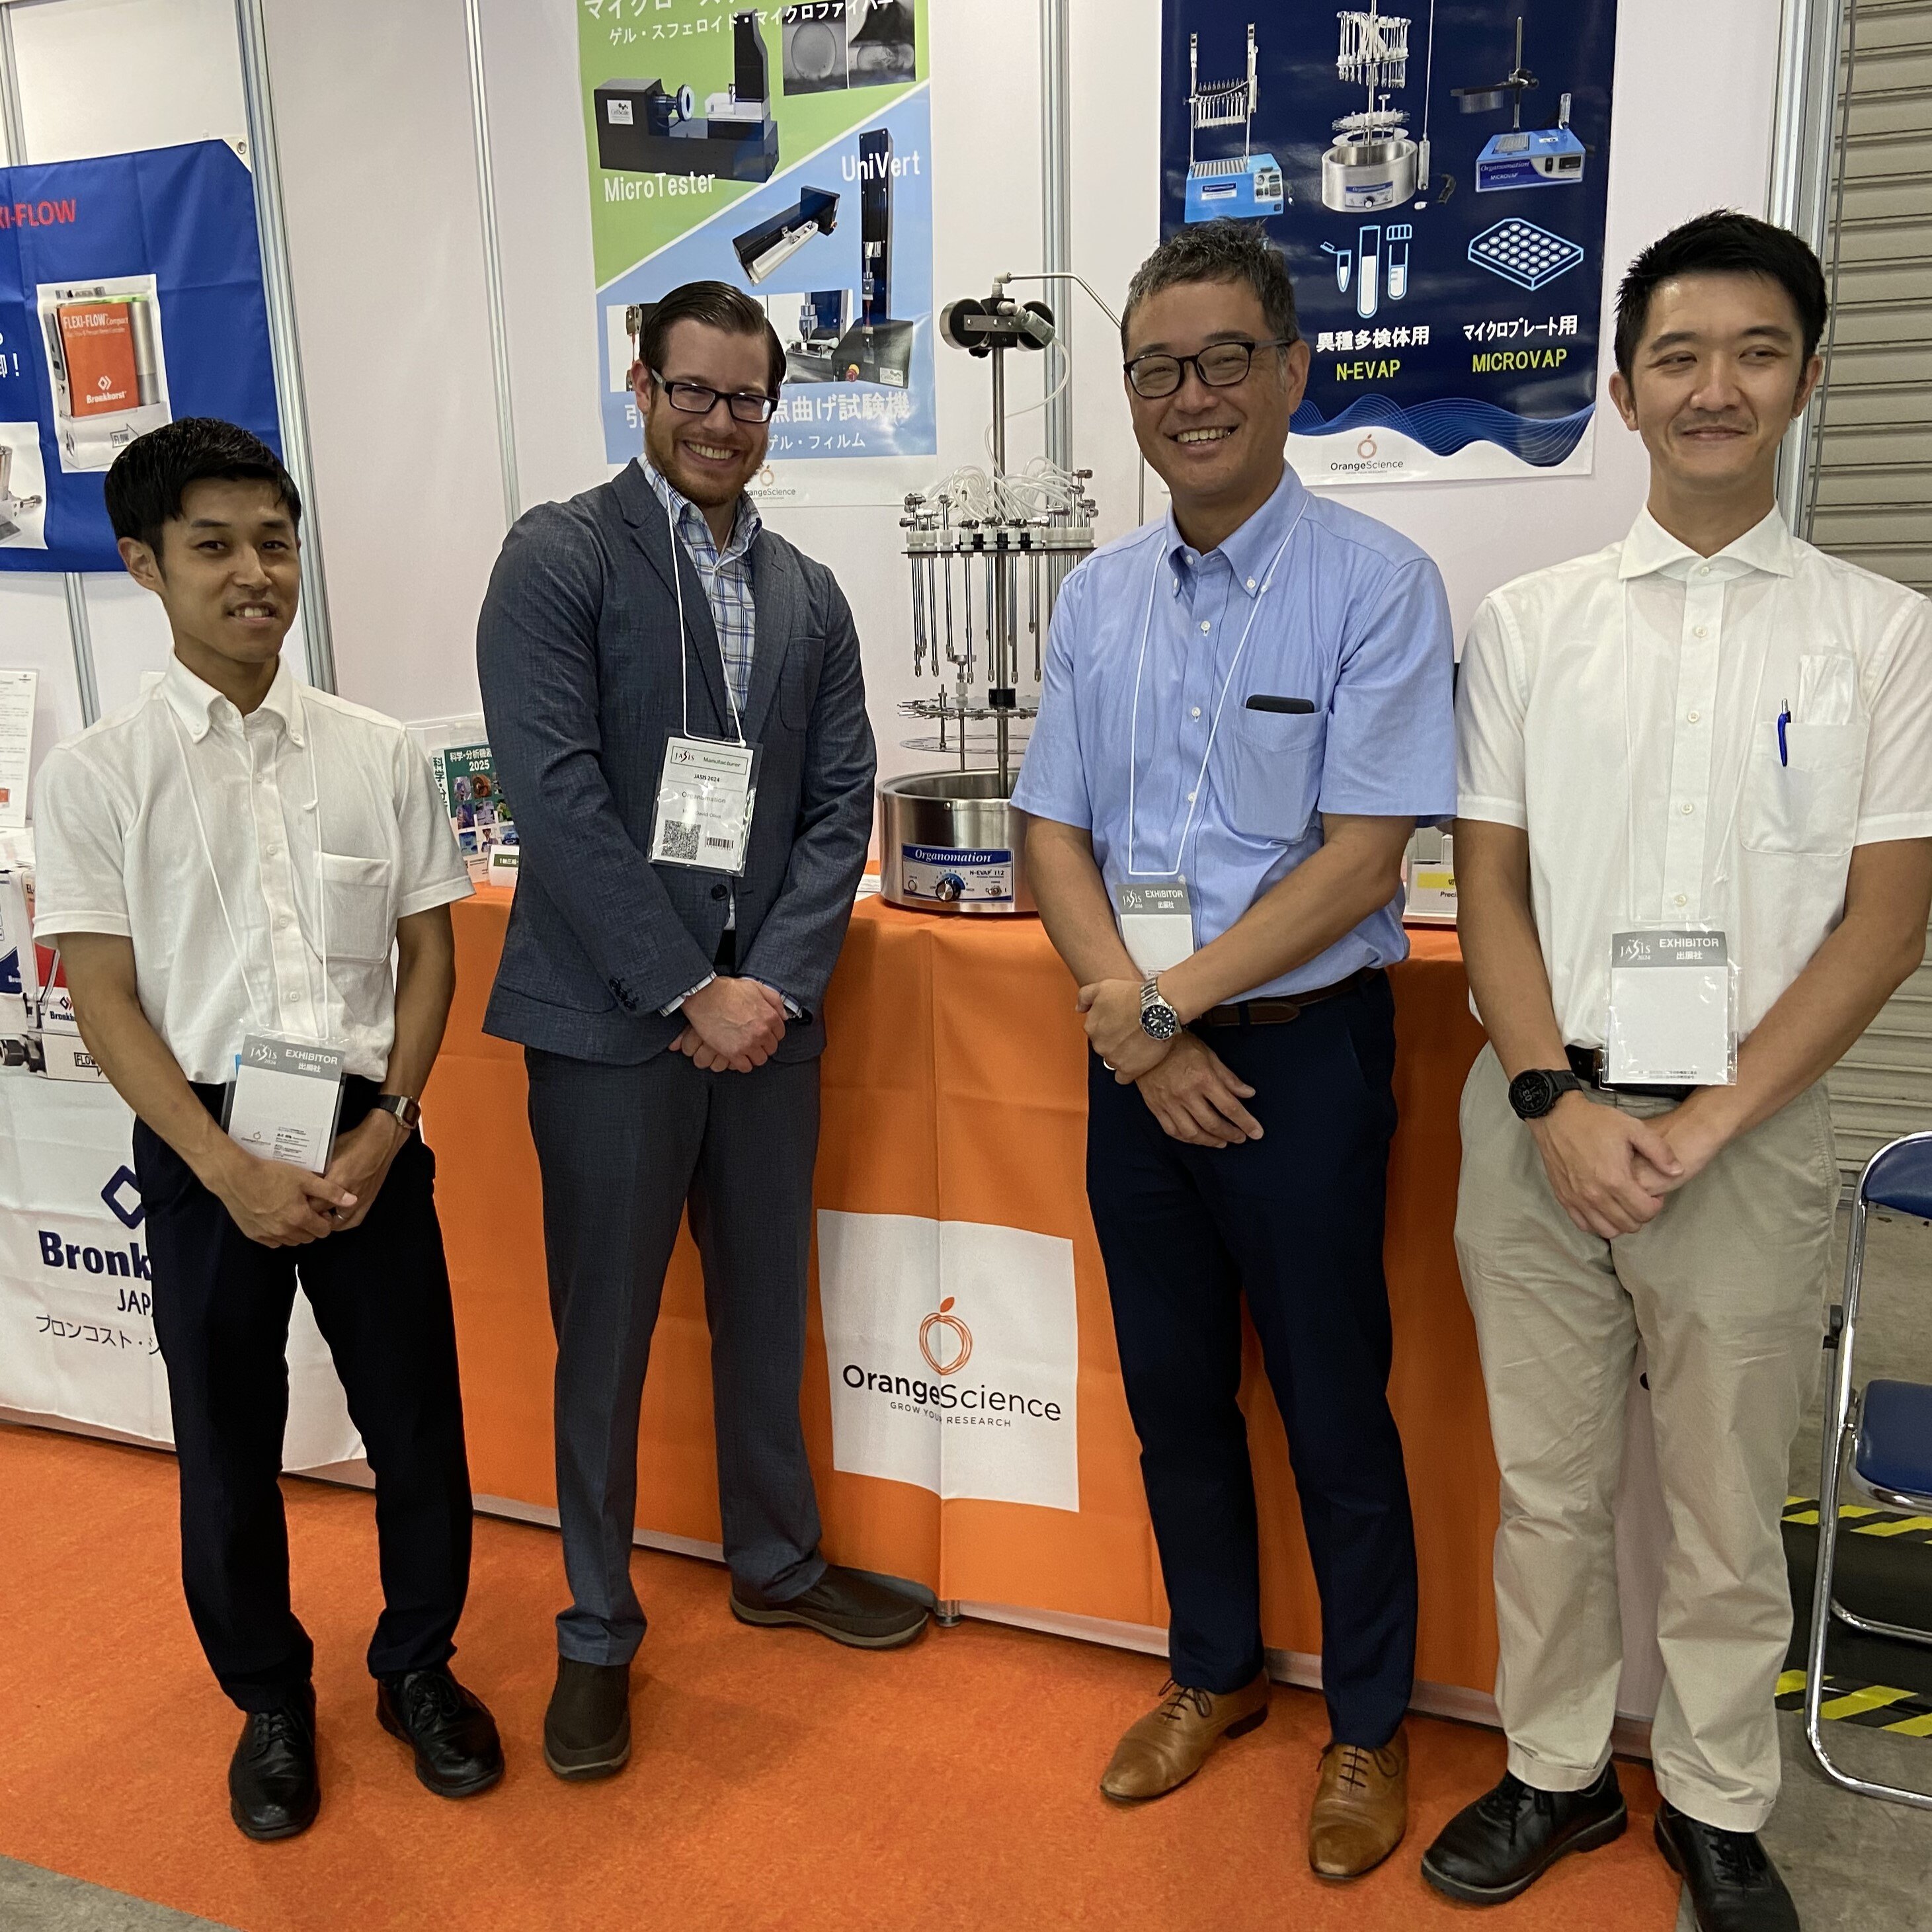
top-left (1160, 0), bottom-right (1619, 485)
top-left (0, 1078), bottom-right (359, 1468)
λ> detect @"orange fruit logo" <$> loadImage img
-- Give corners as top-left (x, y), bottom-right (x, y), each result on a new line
top-left (1357, 433), bottom-right (1379, 460)
top-left (918, 1297), bottom-right (973, 1377)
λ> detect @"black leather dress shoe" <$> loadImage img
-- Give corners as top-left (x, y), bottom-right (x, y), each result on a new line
top-left (229, 1689), bottom-right (320, 1841)
top-left (1655, 1801), bottom-right (1800, 1931)
top-left (730, 1564), bottom-right (928, 1649)
top-left (1421, 1764), bottom-right (1627, 1904)
top-left (543, 1657), bottom-right (631, 1783)
top-left (376, 1668), bottom-right (504, 1798)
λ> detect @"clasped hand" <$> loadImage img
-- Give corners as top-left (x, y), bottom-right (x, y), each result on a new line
top-left (1076, 976), bottom-right (1263, 1149)
top-left (675, 974), bottom-right (788, 1072)
top-left (1530, 1092), bottom-right (1730, 1239)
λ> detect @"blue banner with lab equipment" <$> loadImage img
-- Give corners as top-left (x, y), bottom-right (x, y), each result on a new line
top-left (1160, 1), bottom-right (1618, 485)
top-left (0, 140), bottom-right (280, 572)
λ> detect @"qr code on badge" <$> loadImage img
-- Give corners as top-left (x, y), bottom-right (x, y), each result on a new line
top-left (661, 819), bottom-right (701, 862)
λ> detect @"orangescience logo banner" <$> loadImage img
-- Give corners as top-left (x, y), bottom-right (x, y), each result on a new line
top-left (819, 1211), bottom-right (1078, 1512)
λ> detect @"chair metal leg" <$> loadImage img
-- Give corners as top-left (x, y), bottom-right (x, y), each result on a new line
top-left (1803, 1198), bottom-right (1932, 1810)
top-left (1829, 1597), bottom-right (1932, 1649)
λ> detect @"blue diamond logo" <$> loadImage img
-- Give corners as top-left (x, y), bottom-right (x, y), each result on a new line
top-left (101, 1166), bottom-right (145, 1230)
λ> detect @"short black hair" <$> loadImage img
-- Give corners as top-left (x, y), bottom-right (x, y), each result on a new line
top-left (104, 417), bottom-right (301, 558)
top-left (639, 279), bottom-right (787, 397)
top-left (1614, 211), bottom-right (1828, 378)
top-left (1121, 220), bottom-right (1299, 352)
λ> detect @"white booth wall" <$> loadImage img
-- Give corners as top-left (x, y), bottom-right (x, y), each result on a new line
top-left (0, 0), bottom-right (1783, 787)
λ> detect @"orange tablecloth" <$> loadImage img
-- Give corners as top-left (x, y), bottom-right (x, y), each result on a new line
top-left (424, 893), bottom-right (1498, 1693)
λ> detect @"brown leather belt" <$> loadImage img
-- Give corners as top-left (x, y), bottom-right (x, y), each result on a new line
top-left (1195, 967), bottom-right (1381, 1029)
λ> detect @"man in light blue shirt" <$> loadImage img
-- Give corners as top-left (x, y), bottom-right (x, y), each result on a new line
top-left (1015, 221), bottom-right (1453, 1874)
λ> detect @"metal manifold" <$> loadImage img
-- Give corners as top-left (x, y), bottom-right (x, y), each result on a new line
top-left (877, 279), bottom-right (1100, 916)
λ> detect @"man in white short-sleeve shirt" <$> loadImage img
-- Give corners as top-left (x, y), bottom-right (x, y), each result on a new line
top-left (34, 420), bottom-right (503, 1842)
top-left (1422, 217), bottom-right (1932, 1932)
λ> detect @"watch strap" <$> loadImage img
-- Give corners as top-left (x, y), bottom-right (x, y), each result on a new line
top-left (372, 1093), bottom-right (421, 1133)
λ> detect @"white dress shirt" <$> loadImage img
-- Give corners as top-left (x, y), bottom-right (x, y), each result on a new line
top-left (1457, 507), bottom-right (1932, 1047)
top-left (33, 657), bottom-right (471, 1083)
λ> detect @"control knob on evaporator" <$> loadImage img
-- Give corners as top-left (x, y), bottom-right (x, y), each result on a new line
top-left (935, 873), bottom-right (966, 903)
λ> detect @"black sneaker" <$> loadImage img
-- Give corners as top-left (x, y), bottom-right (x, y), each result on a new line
top-left (1655, 1801), bottom-right (1800, 1931)
top-left (729, 1564), bottom-right (928, 1649)
top-left (543, 1657), bottom-right (631, 1782)
top-left (1421, 1763), bottom-right (1627, 1904)
top-left (228, 1688), bottom-right (320, 1842)
top-left (376, 1666), bottom-right (504, 1798)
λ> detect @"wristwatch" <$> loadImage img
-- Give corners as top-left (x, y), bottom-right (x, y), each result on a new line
top-left (1139, 974), bottom-right (1181, 1042)
top-left (372, 1093), bottom-right (422, 1133)
top-left (1507, 1068), bottom-right (1584, 1121)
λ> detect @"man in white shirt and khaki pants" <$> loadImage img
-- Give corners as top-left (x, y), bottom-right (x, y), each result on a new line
top-left (1423, 216), bottom-right (1932, 1932)
top-left (36, 420), bottom-right (503, 1842)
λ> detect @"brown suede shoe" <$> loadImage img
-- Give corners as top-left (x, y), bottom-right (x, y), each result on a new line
top-left (1098, 1673), bottom-right (1270, 1803)
top-left (1308, 1726), bottom-right (1408, 1879)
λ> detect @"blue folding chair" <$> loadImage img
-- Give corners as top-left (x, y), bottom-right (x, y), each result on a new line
top-left (1804, 1131), bottom-right (1932, 1809)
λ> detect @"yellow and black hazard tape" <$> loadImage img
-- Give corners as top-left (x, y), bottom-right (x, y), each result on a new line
top-left (1784, 1496), bottom-right (1932, 1547)
top-left (1776, 1670), bottom-right (1932, 1739)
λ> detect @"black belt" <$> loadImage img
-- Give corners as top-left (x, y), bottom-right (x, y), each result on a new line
top-left (1196, 967), bottom-right (1381, 1029)
top-left (1566, 1045), bottom-right (1693, 1104)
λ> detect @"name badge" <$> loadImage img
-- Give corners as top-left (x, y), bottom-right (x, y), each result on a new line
top-left (650, 735), bottom-right (759, 876)
top-left (224, 1033), bottom-right (348, 1175)
top-left (1114, 880), bottom-right (1196, 975)
top-left (1604, 929), bottom-right (1736, 1087)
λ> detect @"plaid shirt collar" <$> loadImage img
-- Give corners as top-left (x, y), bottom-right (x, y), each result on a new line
top-left (641, 457), bottom-right (761, 566)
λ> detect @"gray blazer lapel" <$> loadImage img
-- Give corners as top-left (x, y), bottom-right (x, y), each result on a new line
top-left (742, 532), bottom-right (799, 745)
top-left (614, 460), bottom-right (733, 734)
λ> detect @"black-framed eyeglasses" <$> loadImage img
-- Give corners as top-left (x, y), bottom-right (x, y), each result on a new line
top-left (649, 370), bottom-right (778, 424)
top-left (1123, 337), bottom-right (1294, 399)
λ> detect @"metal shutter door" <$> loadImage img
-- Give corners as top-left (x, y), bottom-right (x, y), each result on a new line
top-left (1810, 1), bottom-right (1932, 1182)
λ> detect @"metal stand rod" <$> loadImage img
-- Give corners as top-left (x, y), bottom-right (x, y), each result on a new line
top-left (1769, 0), bottom-right (1845, 534)
top-left (235, 0), bottom-right (337, 692)
top-left (934, 1599), bottom-right (963, 1629)
top-left (0, 1), bottom-right (104, 727)
top-left (464, 0), bottom-right (520, 530)
top-left (1039, 0), bottom-right (1072, 471)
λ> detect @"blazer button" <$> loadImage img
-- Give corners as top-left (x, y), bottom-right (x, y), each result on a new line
top-left (711, 883), bottom-right (727, 901)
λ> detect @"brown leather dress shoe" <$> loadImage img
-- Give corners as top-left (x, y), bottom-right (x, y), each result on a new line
top-left (1099, 1673), bottom-right (1270, 1803)
top-left (1308, 1726), bottom-right (1408, 1879)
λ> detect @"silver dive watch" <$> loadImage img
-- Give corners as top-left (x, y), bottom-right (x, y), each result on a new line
top-left (1139, 974), bottom-right (1182, 1042)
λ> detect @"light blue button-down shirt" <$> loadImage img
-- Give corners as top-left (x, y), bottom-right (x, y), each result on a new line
top-left (1012, 465), bottom-right (1456, 999)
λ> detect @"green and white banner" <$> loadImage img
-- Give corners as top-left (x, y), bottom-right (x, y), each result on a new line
top-left (579, 1), bottom-right (936, 506)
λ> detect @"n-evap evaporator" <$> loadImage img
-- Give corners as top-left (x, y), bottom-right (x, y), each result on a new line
top-left (1320, 0), bottom-right (1441, 216)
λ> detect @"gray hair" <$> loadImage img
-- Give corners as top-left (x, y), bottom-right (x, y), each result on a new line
top-left (1120, 220), bottom-right (1299, 351)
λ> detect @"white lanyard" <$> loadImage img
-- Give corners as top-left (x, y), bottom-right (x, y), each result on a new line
top-left (166, 694), bottom-right (331, 1037)
top-left (1617, 571), bottom-right (1770, 923)
top-left (1125, 497), bottom-right (1308, 878)
top-left (658, 468), bottom-right (747, 748)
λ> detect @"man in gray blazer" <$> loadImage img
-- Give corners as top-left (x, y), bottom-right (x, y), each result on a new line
top-left (477, 280), bottom-right (924, 1786)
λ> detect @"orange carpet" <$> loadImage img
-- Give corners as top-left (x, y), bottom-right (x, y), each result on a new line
top-left (0, 1424), bottom-right (1679, 1931)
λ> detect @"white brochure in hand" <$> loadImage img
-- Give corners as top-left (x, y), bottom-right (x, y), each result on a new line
top-left (224, 1033), bottom-right (348, 1175)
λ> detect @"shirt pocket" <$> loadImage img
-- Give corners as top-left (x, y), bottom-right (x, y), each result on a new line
top-left (1223, 707), bottom-right (1324, 843)
top-left (317, 852), bottom-right (395, 962)
top-left (1740, 720), bottom-right (1869, 857)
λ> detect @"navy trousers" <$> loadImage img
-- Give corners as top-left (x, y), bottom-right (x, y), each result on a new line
top-left (134, 1078), bottom-right (473, 1714)
top-left (1085, 973), bottom-right (1418, 1748)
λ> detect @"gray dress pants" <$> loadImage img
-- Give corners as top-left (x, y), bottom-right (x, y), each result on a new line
top-left (526, 1044), bottom-right (827, 1665)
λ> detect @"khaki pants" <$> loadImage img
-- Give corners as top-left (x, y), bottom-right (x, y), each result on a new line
top-left (1455, 1045), bottom-right (1836, 1831)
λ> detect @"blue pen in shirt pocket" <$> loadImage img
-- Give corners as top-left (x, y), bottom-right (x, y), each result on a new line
top-left (1777, 698), bottom-right (1791, 768)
